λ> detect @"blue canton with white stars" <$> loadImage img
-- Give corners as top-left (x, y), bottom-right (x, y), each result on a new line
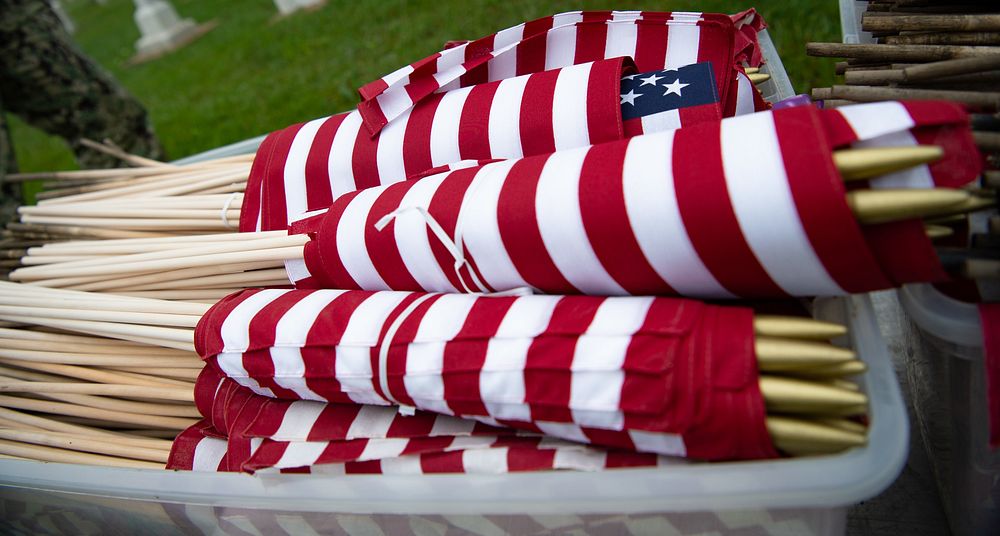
top-left (619, 62), bottom-right (720, 120)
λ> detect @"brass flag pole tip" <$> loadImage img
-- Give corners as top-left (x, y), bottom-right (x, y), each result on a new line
top-left (848, 188), bottom-right (972, 225)
top-left (925, 224), bottom-right (955, 239)
top-left (833, 145), bottom-right (944, 181)
top-left (753, 315), bottom-right (848, 340)
top-left (748, 73), bottom-right (771, 84)
top-left (767, 416), bottom-right (867, 456)
top-left (759, 375), bottom-right (869, 415)
top-left (755, 338), bottom-right (857, 371)
top-left (786, 359), bottom-right (869, 379)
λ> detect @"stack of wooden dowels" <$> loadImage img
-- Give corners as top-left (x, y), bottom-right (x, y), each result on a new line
top-left (0, 281), bottom-right (868, 464)
top-left (807, 3), bottom-right (1000, 149)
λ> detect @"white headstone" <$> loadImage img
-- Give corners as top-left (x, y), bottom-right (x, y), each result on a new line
top-left (133, 0), bottom-right (197, 56)
top-left (274, 0), bottom-right (324, 16)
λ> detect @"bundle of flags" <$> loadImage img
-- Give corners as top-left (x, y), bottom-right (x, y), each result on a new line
top-left (156, 9), bottom-right (986, 474)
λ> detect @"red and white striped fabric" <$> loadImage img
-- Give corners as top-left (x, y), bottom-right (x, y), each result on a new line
top-left (283, 101), bottom-right (980, 298)
top-left (240, 56), bottom-right (725, 233)
top-left (355, 10), bottom-right (766, 136)
top-left (193, 288), bottom-right (776, 461)
top-left (168, 420), bottom-right (677, 474)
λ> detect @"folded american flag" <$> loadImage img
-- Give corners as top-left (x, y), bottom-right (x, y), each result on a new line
top-left (169, 420), bottom-right (675, 474)
top-left (620, 63), bottom-right (722, 137)
top-left (192, 288), bottom-right (777, 461)
top-left (241, 58), bottom-right (723, 232)
top-left (281, 101), bottom-right (979, 298)
top-left (355, 10), bottom-right (768, 136)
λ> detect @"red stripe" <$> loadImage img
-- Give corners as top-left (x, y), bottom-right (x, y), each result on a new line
top-left (367, 293), bottom-right (425, 402)
top-left (420, 450), bottom-right (465, 473)
top-left (298, 348), bottom-right (358, 405)
top-left (496, 155), bottom-right (577, 293)
top-left (573, 20), bottom-right (610, 64)
top-left (314, 439), bottom-right (369, 464)
top-left (383, 411), bottom-right (438, 438)
top-left (507, 447), bottom-right (556, 472)
top-left (516, 18), bottom-right (554, 76)
top-left (425, 167), bottom-right (480, 291)
top-left (305, 291), bottom-right (374, 347)
top-left (864, 220), bottom-right (948, 285)
top-left (458, 82), bottom-right (500, 159)
top-left (399, 436), bottom-right (456, 457)
top-left (586, 56), bottom-right (627, 145)
top-left (312, 192), bottom-right (364, 289)
top-left (459, 34), bottom-right (494, 87)
top-left (359, 78), bottom-right (389, 102)
top-left (241, 292), bottom-right (308, 399)
top-left (632, 22), bottom-right (668, 72)
top-left (357, 98), bottom-right (390, 138)
top-left (672, 123), bottom-right (786, 297)
top-left (517, 69), bottom-right (558, 156)
top-left (350, 121), bottom-right (381, 191)
top-left (303, 114), bottom-right (348, 213)
top-left (902, 102), bottom-right (982, 188)
top-left (305, 404), bottom-right (364, 441)
top-left (695, 19), bottom-right (736, 115)
top-left (239, 131), bottom-right (280, 232)
top-left (525, 297), bottom-right (603, 423)
top-left (261, 123), bottom-right (305, 232)
top-left (578, 135), bottom-right (674, 295)
top-left (622, 117), bottom-right (644, 137)
top-left (403, 53), bottom-right (442, 103)
top-left (364, 180), bottom-right (422, 290)
top-left (401, 92), bottom-right (443, 179)
top-left (441, 296), bottom-right (518, 417)
top-left (240, 398), bottom-right (288, 439)
top-left (677, 101), bottom-right (722, 126)
top-left (775, 107), bottom-right (892, 292)
top-left (819, 108), bottom-right (859, 147)
top-left (384, 294), bottom-right (445, 407)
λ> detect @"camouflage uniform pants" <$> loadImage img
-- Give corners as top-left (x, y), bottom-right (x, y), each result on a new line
top-left (0, 0), bottom-right (164, 221)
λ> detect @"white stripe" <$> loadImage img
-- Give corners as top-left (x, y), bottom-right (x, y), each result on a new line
top-left (456, 161), bottom-right (529, 290)
top-left (430, 414), bottom-right (477, 436)
top-left (374, 108), bottom-right (411, 186)
top-left (551, 62), bottom-right (593, 150)
top-left (404, 295), bottom-right (477, 414)
top-left (604, 20), bottom-right (638, 60)
top-left (411, 293), bottom-right (478, 342)
top-left (392, 174), bottom-right (459, 292)
top-left (275, 441), bottom-right (328, 469)
top-left (494, 295), bottom-right (561, 338)
top-left (487, 75), bottom-right (529, 158)
top-left (283, 258), bottom-right (310, 284)
top-left (220, 288), bottom-right (292, 352)
top-left (381, 64), bottom-right (415, 88)
top-left (836, 101), bottom-right (915, 140)
top-left (429, 87), bottom-right (471, 167)
top-left (359, 437), bottom-right (410, 461)
top-left (536, 421), bottom-right (589, 443)
top-left (377, 455), bottom-right (424, 474)
top-left (431, 45), bottom-right (470, 88)
top-left (223, 372), bottom-right (273, 398)
top-left (272, 400), bottom-right (325, 441)
top-left (462, 447), bottom-right (509, 474)
top-left (282, 118), bottom-right (326, 225)
top-left (191, 436), bottom-right (227, 471)
top-left (345, 405), bottom-right (397, 439)
top-left (480, 338), bottom-right (532, 421)
top-left (327, 111), bottom-right (363, 197)
top-left (337, 293), bottom-right (411, 405)
top-left (858, 130), bottom-right (935, 189)
top-left (639, 109), bottom-right (682, 134)
top-left (374, 89), bottom-right (417, 129)
top-left (629, 429), bottom-right (686, 456)
top-left (664, 20), bottom-right (701, 68)
top-left (721, 112), bottom-right (844, 295)
top-left (622, 131), bottom-right (732, 297)
top-left (734, 72), bottom-right (756, 116)
top-left (488, 23), bottom-right (524, 81)
top-left (535, 146), bottom-right (626, 295)
top-left (274, 290), bottom-right (346, 346)
top-left (336, 187), bottom-right (390, 290)
top-left (269, 346), bottom-right (322, 401)
top-left (340, 291), bottom-right (411, 347)
top-left (553, 446), bottom-right (607, 471)
top-left (545, 13), bottom-right (584, 70)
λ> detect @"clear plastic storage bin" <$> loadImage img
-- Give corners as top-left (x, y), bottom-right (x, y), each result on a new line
top-left (0, 294), bottom-right (909, 536)
top-left (898, 284), bottom-right (1000, 536)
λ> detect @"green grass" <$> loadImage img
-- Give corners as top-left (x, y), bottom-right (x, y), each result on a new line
top-left (9, 0), bottom-right (841, 173)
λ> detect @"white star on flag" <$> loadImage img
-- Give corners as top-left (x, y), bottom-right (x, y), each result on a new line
top-left (620, 89), bottom-right (642, 106)
top-left (662, 79), bottom-right (689, 97)
top-left (638, 73), bottom-right (665, 86)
